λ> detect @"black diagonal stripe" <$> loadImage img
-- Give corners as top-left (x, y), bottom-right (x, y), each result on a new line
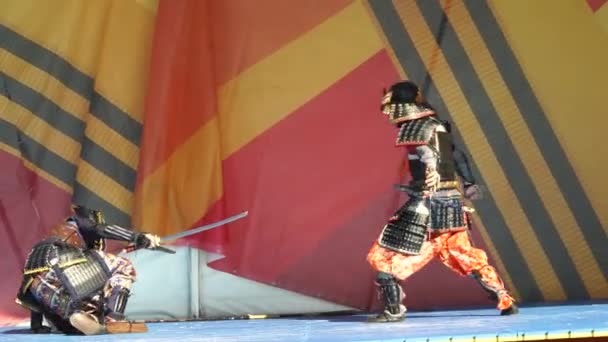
top-left (1, 72), bottom-right (84, 137)
top-left (0, 119), bottom-right (76, 185)
top-left (89, 94), bottom-right (141, 145)
top-left (367, 0), bottom-right (543, 301)
top-left (465, 0), bottom-right (608, 281)
top-left (0, 24), bottom-right (142, 145)
top-left (417, 0), bottom-right (589, 299)
top-left (73, 183), bottom-right (131, 227)
top-left (0, 117), bottom-right (19, 151)
top-left (0, 119), bottom-right (131, 226)
top-left (80, 138), bottom-right (136, 192)
top-left (1, 73), bottom-right (135, 191)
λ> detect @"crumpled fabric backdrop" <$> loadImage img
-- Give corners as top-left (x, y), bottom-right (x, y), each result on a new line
top-left (1, 0), bottom-right (607, 325)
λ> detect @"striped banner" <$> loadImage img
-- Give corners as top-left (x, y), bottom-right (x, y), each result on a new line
top-left (1, 0), bottom-right (606, 322)
top-left (0, 0), bottom-right (157, 323)
top-left (134, 0), bottom-right (607, 311)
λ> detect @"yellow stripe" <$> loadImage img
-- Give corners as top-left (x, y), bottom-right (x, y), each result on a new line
top-left (394, 1), bottom-right (566, 300)
top-left (0, 142), bottom-right (72, 193)
top-left (93, 0), bottom-right (157, 120)
top-left (0, 0), bottom-right (155, 122)
top-left (135, 0), bottom-right (159, 14)
top-left (446, 1), bottom-right (606, 299)
top-left (0, 95), bottom-right (81, 165)
top-left (0, 50), bottom-right (139, 169)
top-left (488, 0), bottom-right (608, 235)
top-left (134, 0), bottom-right (385, 233)
top-left (76, 161), bottom-right (133, 214)
top-left (133, 119), bottom-right (224, 235)
top-left (85, 116), bottom-right (139, 170)
top-left (218, 0), bottom-right (384, 157)
top-left (0, 50), bottom-right (89, 121)
top-left (0, 95), bottom-right (131, 214)
top-left (0, 0), bottom-right (113, 77)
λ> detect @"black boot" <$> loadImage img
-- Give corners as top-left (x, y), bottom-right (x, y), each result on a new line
top-left (367, 273), bottom-right (406, 323)
top-left (30, 311), bottom-right (52, 334)
top-left (105, 287), bottom-right (130, 321)
top-left (471, 270), bottom-right (518, 316)
top-left (501, 303), bottom-right (519, 316)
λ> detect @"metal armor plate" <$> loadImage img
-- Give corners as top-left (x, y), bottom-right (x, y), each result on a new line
top-left (429, 195), bottom-right (466, 231)
top-left (23, 240), bottom-right (86, 275)
top-left (378, 198), bottom-right (429, 255)
top-left (395, 117), bottom-right (440, 146)
top-left (435, 131), bottom-right (456, 183)
top-left (53, 250), bottom-right (111, 303)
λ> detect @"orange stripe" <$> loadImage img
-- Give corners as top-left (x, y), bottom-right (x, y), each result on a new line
top-left (210, 0), bottom-right (352, 85)
top-left (92, 0), bottom-right (157, 121)
top-left (135, 0), bottom-right (218, 179)
top-left (136, 0), bottom-right (352, 178)
top-left (134, 119), bottom-right (224, 236)
top-left (217, 1), bottom-right (384, 158)
top-left (134, 1), bottom-right (385, 234)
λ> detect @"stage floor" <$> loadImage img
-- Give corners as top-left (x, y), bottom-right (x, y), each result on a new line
top-left (1, 303), bottom-right (607, 341)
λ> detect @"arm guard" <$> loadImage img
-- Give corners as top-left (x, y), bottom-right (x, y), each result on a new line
top-left (453, 147), bottom-right (476, 186)
top-left (81, 224), bottom-right (146, 245)
top-left (414, 145), bottom-right (438, 170)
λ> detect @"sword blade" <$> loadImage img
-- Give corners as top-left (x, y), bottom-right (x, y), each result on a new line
top-left (160, 211), bottom-right (249, 242)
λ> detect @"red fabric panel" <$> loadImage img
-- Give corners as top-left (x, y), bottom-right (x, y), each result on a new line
top-left (0, 151), bottom-right (72, 325)
top-left (187, 50), bottom-right (502, 310)
top-left (136, 0), bottom-right (351, 179)
top-left (210, 0), bottom-right (352, 85)
top-left (184, 50), bottom-right (395, 309)
top-left (587, 0), bottom-right (608, 12)
top-left (136, 0), bottom-right (218, 179)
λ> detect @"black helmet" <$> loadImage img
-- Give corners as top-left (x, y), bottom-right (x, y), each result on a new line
top-left (72, 205), bottom-right (105, 225)
top-left (385, 81), bottom-right (419, 104)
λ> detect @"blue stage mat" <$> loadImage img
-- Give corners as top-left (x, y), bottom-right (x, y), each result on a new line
top-left (1, 304), bottom-right (607, 342)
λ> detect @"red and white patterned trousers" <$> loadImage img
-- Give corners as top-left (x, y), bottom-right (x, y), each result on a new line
top-left (367, 230), bottom-right (514, 310)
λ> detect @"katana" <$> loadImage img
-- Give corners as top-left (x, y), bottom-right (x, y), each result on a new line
top-left (161, 210), bottom-right (249, 242)
top-left (126, 211), bottom-right (249, 254)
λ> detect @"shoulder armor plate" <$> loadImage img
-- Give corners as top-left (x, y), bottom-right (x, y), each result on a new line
top-left (395, 117), bottom-right (441, 146)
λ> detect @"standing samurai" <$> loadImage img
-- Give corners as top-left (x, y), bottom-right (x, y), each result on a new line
top-left (367, 81), bottom-right (519, 323)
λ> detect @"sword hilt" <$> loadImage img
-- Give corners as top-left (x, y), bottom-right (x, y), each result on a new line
top-left (123, 244), bottom-right (176, 254)
top-left (151, 245), bottom-right (176, 254)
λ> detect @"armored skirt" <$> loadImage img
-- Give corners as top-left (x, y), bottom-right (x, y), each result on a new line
top-left (18, 240), bottom-right (136, 321)
top-left (366, 190), bottom-right (514, 311)
top-left (376, 189), bottom-right (468, 256)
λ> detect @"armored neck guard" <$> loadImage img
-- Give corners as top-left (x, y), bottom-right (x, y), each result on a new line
top-left (383, 103), bottom-right (435, 125)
